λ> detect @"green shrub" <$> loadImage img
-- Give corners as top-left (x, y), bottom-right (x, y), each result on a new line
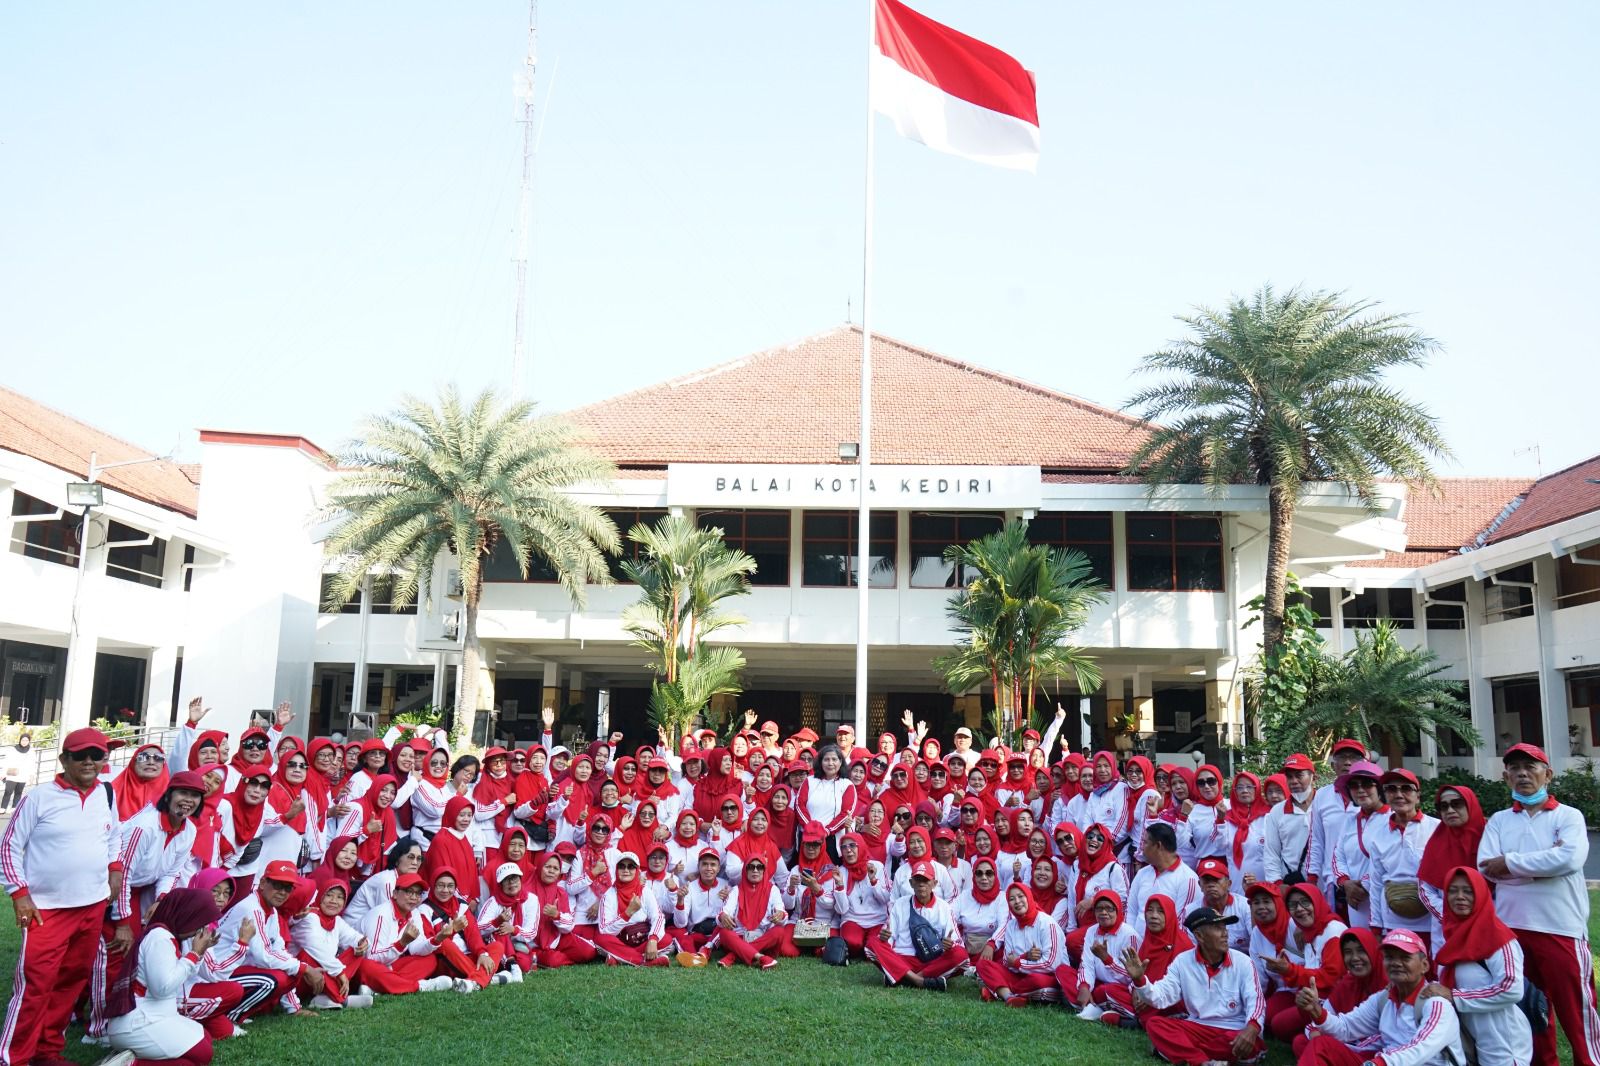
top-left (1553, 759), bottom-right (1600, 828)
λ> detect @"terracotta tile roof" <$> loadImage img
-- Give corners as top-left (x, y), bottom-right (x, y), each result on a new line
top-left (565, 326), bottom-right (1152, 469)
top-left (1398, 477), bottom-right (1532, 551)
top-left (1483, 453), bottom-right (1600, 545)
top-left (1345, 549), bottom-right (1459, 569)
top-left (0, 386), bottom-right (198, 517)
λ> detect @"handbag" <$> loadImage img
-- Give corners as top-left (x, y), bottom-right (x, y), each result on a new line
top-left (1383, 880), bottom-right (1428, 920)
top-left (1521, 980), bottom-right (1550, 1034)
top-left (964, 931), bottom-right (992, 957)
top-left (821, 936), bottom-right (850, 966)
top-left (527, 820), bottom-right (552, 847)
top-left (906, 906), bottom-right (943, 963)
top-left (792, 918), bottom-right (830, 948)
top-left (618, 921), bottom-right (650, 948)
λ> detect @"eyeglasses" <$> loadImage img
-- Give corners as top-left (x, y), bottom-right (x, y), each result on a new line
top-left (285, 760), bottom-right (308, 770)
top-left (893, 813), bottom-right (911, 821)
top-left (241, 739), bottom-right (269, 750)
top-left (64, 749), bottom-right (106, 762)
top-left (974, 869), bottom-right (995, 878)
top-left (1287, 897), bottom-right (1315, 912)
top-left (1383, 784), bottom-right (1419, 795)
top-left (135, 751), bottom-right (165, 763)
top-left (1437, 798), bottom-right (1467, 813)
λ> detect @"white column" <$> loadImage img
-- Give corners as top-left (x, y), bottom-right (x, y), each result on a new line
top-left (146, 644), bottom-right (180, 729)
top-left (1412, 589), bottom-right (1438, 771)
top-left (1532, 556), bottom-right (1571, 767)
top-left (60, 512), bottom-right (109, 730)
top-left (1464, 579), bottom-right (1495, 777)
top-left (349, 576), bottom-right (373, 717)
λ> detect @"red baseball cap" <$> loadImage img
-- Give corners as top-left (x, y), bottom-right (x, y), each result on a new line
top-left (908, 859), bottom-right (937, 882)
top-left (932, 827), bottom-right (957, 844)
top-left (794, 727), bottom-right (819, 743)
top-left (1022, 729), bottom-right (1041, 742)
top-left (646, 757), bottom-right (670, 772)
top-left (262, 860), bottom-right (300, 885)
top-left (1330, 738), bottom-right (1366, 757)
top-left (1503, 742), bottom-right (1550, 766)
top-left (1196, 857), bottom-right (1229, 880)
top-left (394, 872), bottom-right (427, 892)
top-left (552, 841), bottom-right (578, 859)
top-left (801, 821), bottom-right (827, 844)
top-left (166, 769), bottom-right (209, 794)
top-left (1380, 768), bottom-right (1420, 789)
top-left (61, 726), bottom-right (123, 754)
top-left (1282, 753), bottom-right (1314, 772)
top-left (759, 720), bottom-right (780, 736)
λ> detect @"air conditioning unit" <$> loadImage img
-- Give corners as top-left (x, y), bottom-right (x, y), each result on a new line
top-left (447, 569), bottom-right (464, 599)
top-left (1483, 583), bottom-right (1528, 617)
top-left (442, 610), bottom-right (461, 641)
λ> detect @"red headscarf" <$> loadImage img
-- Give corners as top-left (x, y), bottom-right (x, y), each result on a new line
top-left (619, 799), bottom-right (661, 861)
top-left (485, 826), bottom-right (536, 883)
top-left (969, 856), bottom-right (1002, 904)
top-left (1191, 764), bottom-right (1224, 807)
top-left (269, 740), bottom-right (309, 834)
top-left (315, 834), bottom-right (360, 887)
top-left (1159, 767), bottom-right (1196, 824)
top-left (1332, 929), bottom-right (1387, 1012)
top-left (735, 861), bottom-right (774, 931)
top-left (1246, 882), bottom-right (1290, 951)
top-left (1284, 882), bottom-right (1339, 940)
top-left (1006, 882), bottom-right (1041, 927)
top-left (1028, 860), bottom-right (1066, 915)
top-left (356, 774), bottom-right (400, 869)
top-left (489, 861), bottom-right (530, 910)
top-left (1137, 893), bottom-right (1193, 983)
top-left (1057, 753), bottom-right (1087, 803)
top-left (1089, 888), bottom-right (1125, 929)
top-left (225, 768), bottom-right (271, 847)
top-left (729, 812), bottom-right (781, 875)
top-left (111, 744), bottom-right (169, 820)
top-left (304, 737), bottom-right (339, 810)
top-left (995, 808), bottom-right (1029, 855)
top-left (1434, 865), bottom-right (1519, 989)
top-left (424, 796), bottom-right (479, 888)
top-left (1075, 822), bottom-right (1116, 897)
top-left (1263, 773), bottom-right (1290, 808)
top-left (636, 760), bottom-right (679, 804)
top-left (840, 832), bottom-right (874, 891)
top-left (692, 748), bottom-right (740, 823)
top-left (311, 873), bottom-right (351, 930)
top-left (187, 730), bottom-right (227, 772)
top-left (611, 757), bottom-right (640, 799)
top-left (1226, 771), bottom-right (1270, 868)
top-left (1417, 786), bottom-right (1487, 891)
top-left (579, 812), bottom-right (615, 894)
top-left (1124, 756), bottom-right (1156, 825)
top-left (879, 765), bottom-right (922, 819)
top-left (473, 748), bottom-right (516, 831)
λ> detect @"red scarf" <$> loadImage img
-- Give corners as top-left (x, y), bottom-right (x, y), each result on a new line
top-left (1417, 787), bottom-right (1486, 891)
top-left (580, 814), bottom-right (615, 894)
top-left (304, 738), bottom-right (339, 811)
top-left (735, 869), bottom-right (772, 931)
top-left (1331, 929), bottom-right (1387, 1012)
top-left (1074, 822), bottom-right (1115, 900)
top-left (673, 813), bottom-right (701, 849)
top-left (691, 748), bottom-right (740, 823)
top-left (612, 868), bottom-right (644, 919)
top-left (1225, 772), bottom-right (1270, 867)
top-left (485, 826), bottom-right (536, 883)
top-left (269, 740), bottom-right (309, 834)
top-left (729, 818), bottom-right (780, 874)
top-left (356, 774), bottom-right (399, 869)
top-left (111, 745), bottom-right (169, 820)
top-left (315, 834), bottom-right (360, 886)
top-left (619, 800), bottom-right (662, 861)
top-left (1138, 894), bottom-right (1194, 983)
top-left (1435, 866), bottom-right (1518, 988)
top-left (1029, 865), bottom-right (1065, 914)
top-left (226, 774), bottom-right (269, 846)
top-left (1285, 882), bottom-right (1338, 940)
top-left (490, 864), bottom-right (530, 910)
top-left (840, 832), bottom-right (874, 891)
top-left (227, 728), bottom-right (273, 779)
top-left (969, 857), bottom-right (1001, 904)
top-left (424, 796), bottom-right (479, 889)
top-left (1123, 756), bottom-right (1156, 825)
top-left (1246, 883), bottom-right (1290, 951)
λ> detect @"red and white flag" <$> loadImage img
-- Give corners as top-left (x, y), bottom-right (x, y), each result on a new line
top-left (871, 0), bottom-right (1039, 172)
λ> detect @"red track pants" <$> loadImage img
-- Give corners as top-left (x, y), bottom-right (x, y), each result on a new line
top-left (717, 925), bottom-right (798, 965)
top-left (1143, 1016), bottom-right (1262, 1066)
top-left (875, 943), bottom-right (969, 985)
top-left (0, 900), bottom-right (104, 1066)
top-left (974, 957), bottom-right (1067, 1001)
top-left (1519, 928), bottom-right (1600, 1066)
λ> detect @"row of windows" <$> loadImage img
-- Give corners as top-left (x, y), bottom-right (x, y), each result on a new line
top-left (9, 491), bottom-right (170, 588)
top-left (482, 509), bottom-right (1225, 592)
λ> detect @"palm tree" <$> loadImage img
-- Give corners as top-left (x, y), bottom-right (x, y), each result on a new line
top-left (1124, 285), bottom-right (1452, 661)
top-left (1284, 621), bottom-right (1477, 761)
top-left (620, 515), bottom-right (756, 746)
top-left (322, 386), bottom-right (619, 744)
top-left (934, 521), bottom-right (1106, 743)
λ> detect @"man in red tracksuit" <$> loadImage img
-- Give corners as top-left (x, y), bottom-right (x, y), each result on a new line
top-left (0, 727), bottom-right (124, 1066)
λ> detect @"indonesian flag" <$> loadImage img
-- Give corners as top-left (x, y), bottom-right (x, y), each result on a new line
top-left (871, 0), bottom-right (1040, 172)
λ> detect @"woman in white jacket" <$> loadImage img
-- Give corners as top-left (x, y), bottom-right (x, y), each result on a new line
top-left (1434, 866), bottom-right (1534, 1066)
top-left (973, 883), bottom-right (1069, 1005)
top-left (830, 833), bottom-right (890, 958)
top-left (104, 888), bottom-right (224, 1066)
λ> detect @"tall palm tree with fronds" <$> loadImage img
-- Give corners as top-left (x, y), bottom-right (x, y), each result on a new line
top-left (1124, 285), bottom-right (1452, 661)
top-left (322, 386), bottom-right (619, 744)
top-left (934, 521), bottom-right (1106, 743)
top-left (620, 515), bottom-right (756, 746)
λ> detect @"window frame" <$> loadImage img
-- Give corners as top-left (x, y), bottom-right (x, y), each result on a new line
top-left (801, 510), bottom-right (897, 588)
top-left (1025, 511), bottom-right (1116, 590)
top-left (1125, 512), bottom-right (1226, 593)
top-left (696, 508), bottom-right (791, 587)
top-left (908, 511), bottom-right (1004, 589)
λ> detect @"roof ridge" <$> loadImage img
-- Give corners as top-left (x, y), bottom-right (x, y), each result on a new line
top-left (844, 325), bottom-right (1153, 432)
top-left (1465, 493), bottom-right (1530, 552)
top-left (1528, 450), bottom-right (1600, 487)
top-left (0, 384), bottom-right (170, 469)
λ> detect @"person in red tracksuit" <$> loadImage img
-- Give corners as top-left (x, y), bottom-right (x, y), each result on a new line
top-left (1, 726), bottom-right (124, 1066)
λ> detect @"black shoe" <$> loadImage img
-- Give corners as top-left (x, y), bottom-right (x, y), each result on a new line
top-left (924, 976), bottom-right (947, 992)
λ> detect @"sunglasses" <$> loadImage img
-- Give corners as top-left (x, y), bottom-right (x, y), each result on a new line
top-left (974, 869), bottom-right (995, 877)
top-left (1437, 798), bottom-right (1467, 813)
top-left (135, 751), bottom-right (165, 763)
top-left (1196, 777), bottom-right (1218, 787)
top-left (64, 748), bottom-right (106, 762)
top-left (285, 760), bottom-right (308, 770)
top-left (893, 813), bottom-right (911, 821)
top-left (241, 739), bottom-right (269, 750)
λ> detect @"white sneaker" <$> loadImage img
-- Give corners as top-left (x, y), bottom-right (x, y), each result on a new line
top-left (1077, 1003), bottom-right (1104, 1022)
top-left (491, 972), bottom-right (511, 986)
top-left (82, 1034), bottom-right (111, 1047)
top-left (420, 975), bottom-right (454, 992)
top-left (92, 1052), bottom-right (135, 1066)
top-left (507, 964), bottom-right (524, 984)
top-left (309, 994), bottom-right (342, 1009)
top-left (357, 984), bottom-right (375, 998)
top-left (227, 1022), bottom-right (249, 1038)
top-left (344, 993), bottom-right (374, 1009)
top-left (454, 977), bottom-right (478, 994)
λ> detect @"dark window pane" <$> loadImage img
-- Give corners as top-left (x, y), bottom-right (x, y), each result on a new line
top-left (865, 550), bottom-right (896, 588)
top-left (1128, 545), bottom-right (1174, 591)
top-left (1306, 587), bottom-right (1334, 625)
top-left (1068, 515), bottom-right (1112, 541)
top-left (805, 513), bottom-right (849, 539)
top-left (804, 549), bottom-right (851, 587)
top-left (1175, 518), bottom-right (1222, 543)
top-left (961, 515), bottom-right (1003, 539)
top-left (105, 520), bottom-right (166, 588)
top-left (747, 547), bottom-right (789, 586)
top-left (743, 511), bottom-right (789, 538)
top-left (1127, 517), bottom-right (1171, 543)
top-left (1385, 588), bottom-right (1415, 629)
top-left (1176, 545), bottom-right (1223, 591)
top-left (909, 513), bottom-right (954, 541)
top-left (1072, 545), bottom-right (1114, 588)
top-left (868, 514), bottom-right (898, 540)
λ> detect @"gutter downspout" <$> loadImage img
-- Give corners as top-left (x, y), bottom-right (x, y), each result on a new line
top-left (1490, 575), bottom-right (1551, 756)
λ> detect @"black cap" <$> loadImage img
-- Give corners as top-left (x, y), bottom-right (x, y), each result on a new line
top-left (1183, 906), bottom-right (1240, 932)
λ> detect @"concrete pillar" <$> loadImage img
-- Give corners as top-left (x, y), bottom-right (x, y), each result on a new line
top-left (541, 659), bottom-right (561, 719)
top-left (1132, 672), bottom-right (1155, 734)
top-left (1533, 556), bottom-right (1571, 767)
top-left (61, 512), bottom-right (109, 730)
top-left (381, 669), bottom-right (397, 716)
top-left (350, 576), bottom-right (372, 717)
top-left (1464, 579), bottom-right (1496, 778)
top-left (146, 643), bottom-right (180, 729)
top-left (568, 670), bottom-right (585, 715)
top-left (1411, 589), bottom-right (1438, 771)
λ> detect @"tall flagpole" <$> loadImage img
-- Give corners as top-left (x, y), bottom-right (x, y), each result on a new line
top-left (854, 0), bottom-right (876, 744)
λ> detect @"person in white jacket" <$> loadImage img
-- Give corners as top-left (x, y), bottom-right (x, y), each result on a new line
top-left (973, 883), bottom-right (1070, 1005)
top-left (1477, 742), bottom-right (1600, 1066)
top-left (716, 854), bottom-right (795, 969)
top-left (593, 852), bottom-right (670, 967)
top-left (103, 887), bottom-right (224, 1066)
top-left (874, 860), bottom-right (968, 991)
top-left (1432, 865), bottom-right (1533, 1066)
top-left (1263, 752), bottom-right (1316, 885)
top-left (831, 834), bottom-right (890, 959)
top-left (1125, 905), bottom-right (1267, 1065)
top-left (1073, 889), bottom-right (1140, 1019)
top-left (288, 879), bottom-right (375, 1009)
top-left (1366, 768), bottom-right (1440, 942)
top-left (1297, 928), bottom-right (1467, 1066)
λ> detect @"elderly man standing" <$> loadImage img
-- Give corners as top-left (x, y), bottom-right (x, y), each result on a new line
top-left (1478, 742), bottom-right (1600, 1066)
top-left (0, 727), bottom-right (124, 1066)
top-left (1123, 905), bottom-right (1265, 1065)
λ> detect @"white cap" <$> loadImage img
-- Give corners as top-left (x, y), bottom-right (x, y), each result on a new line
top-left (494, 862), bottom-right (523, 883)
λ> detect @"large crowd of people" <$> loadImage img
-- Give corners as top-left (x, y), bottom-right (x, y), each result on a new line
top-left (1, 699), bottom-right (1593, 1066)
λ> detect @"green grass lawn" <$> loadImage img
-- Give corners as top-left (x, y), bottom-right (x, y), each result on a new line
top-left (4, 895), bottom-right (1597, 1066)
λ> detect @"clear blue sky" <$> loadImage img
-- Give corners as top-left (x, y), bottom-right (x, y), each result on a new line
top-left (3, 2), bottom-right (1596, 478)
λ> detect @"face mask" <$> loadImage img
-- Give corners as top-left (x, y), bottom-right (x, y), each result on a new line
top-left (1290, 788), bottom-right (1312, 804)
top-left (1513, 787), bottom-right (1548, 807)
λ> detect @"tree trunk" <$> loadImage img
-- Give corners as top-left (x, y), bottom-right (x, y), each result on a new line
top-left (456, 579), bottom-right (482, 747)
top-left (1263, 485), bottom-right (1298, 660)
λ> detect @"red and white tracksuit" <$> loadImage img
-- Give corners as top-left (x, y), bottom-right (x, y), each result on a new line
top-left (0, 775), bottom-right (122, 1066)
top-left (975, 912), bottom-right (1071, 1001)
top-left (716, 882), bottom-right (799, 964)
top-left (1302, 985), bottom-right (1467, 1066)
top-left (830, 864), bottom-right (891, 957)
top-left (1136, 948), bottom-right (1267, 1065)
top-left (875, 895), bottom-right (968, 985)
